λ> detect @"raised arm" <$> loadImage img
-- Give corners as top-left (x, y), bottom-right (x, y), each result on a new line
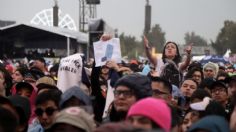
top-left (179, 44), bottom-right (192, 71)
top-left (143, 35), bottom-right (157, 66)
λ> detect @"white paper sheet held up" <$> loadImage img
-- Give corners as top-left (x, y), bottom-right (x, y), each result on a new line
top-left (93, 38), bottom-right (121, 67)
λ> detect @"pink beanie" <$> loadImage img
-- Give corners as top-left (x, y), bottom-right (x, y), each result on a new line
top-left (127, 97), bottom-right (171, 132)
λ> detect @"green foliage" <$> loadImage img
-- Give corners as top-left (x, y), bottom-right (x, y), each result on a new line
top-left (119, 24), bottom-right (166, 59)
top-left (144, 24), bottom-right (166, 53)
top-left (184, 32), bottom-right (208, 46)
top-left (213, 20), bottom-right (236, 55)
top-left (119, 33), bottom-right (141, 59)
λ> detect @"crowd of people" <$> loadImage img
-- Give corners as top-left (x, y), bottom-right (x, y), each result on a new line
top-left (2, 49), bottom-right (56, 60)
top-left (0, 35), bottom-right (235, 132)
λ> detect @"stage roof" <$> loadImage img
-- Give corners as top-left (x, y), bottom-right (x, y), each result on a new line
top-left (0, 23), bottom-right (88, 43)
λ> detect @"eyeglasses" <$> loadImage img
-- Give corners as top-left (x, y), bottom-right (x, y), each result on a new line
top-left (35, 107), bottom-right (58, 116)
top-left (152, 89), bottom-right (169, 95)
top-left (114, 90), bottom-right (134, 98)
top-left (211, 88), bottom-right (226, 94)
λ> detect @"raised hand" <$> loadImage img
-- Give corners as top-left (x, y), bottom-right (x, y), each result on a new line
top-left (143, 35), bottom-right (157, 65)
top-left (185, 43), bottom-right (193, 54)
top-left (100, 34), bottom-right (112, 41)
top-left (106, 60), bottom-right (119, 71)
top-left (143, 35), bottom-right (150, 49)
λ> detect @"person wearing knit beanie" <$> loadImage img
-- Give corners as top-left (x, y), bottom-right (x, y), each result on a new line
top-left (203, 62), bottom-right (219, 78)
top-left (113, 73), bottom-right (152, 111)
top-left (114, 73), bottom-right (152, 100)
top-left (104, 73), bottom-right (152, 122)
top-left (126, 97), bottom-right (171, 132)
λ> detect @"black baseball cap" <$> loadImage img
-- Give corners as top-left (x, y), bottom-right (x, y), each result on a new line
top-left (210, 80), bottom-right (227, 90)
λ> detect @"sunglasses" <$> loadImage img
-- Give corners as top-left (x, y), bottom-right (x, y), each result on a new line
top-left (35, 107), bottom-right (58, 116)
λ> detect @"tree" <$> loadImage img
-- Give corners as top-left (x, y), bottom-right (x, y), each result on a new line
top-left (184, 32), bottom-right (208, 46)
top-left (118, 24), bottom-right (165, 59)
top-left (119, 33), bottom-right (141, 59)
top-left (144, 24), bottom-right (166, 53)
top-left (213, 20), bottom-right (236, 55)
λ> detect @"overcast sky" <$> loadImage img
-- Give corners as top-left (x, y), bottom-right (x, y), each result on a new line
top-left (1, 0), bottom-right (236, 44)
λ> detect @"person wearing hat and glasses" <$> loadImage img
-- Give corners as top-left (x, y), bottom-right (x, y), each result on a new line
top-left (103, 73), bottom-right (152, 123)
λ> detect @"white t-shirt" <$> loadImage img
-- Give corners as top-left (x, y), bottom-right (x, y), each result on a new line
top-left (155, 58), bottom-right (165, 75)
top-left (156, 58), bottom-right (183, 72)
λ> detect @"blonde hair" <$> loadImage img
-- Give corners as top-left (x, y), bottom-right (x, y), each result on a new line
top-left (203, 62), bottom-right (219, 78)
